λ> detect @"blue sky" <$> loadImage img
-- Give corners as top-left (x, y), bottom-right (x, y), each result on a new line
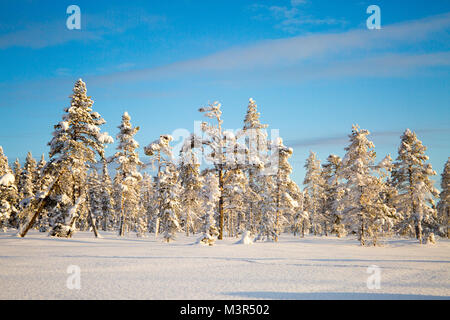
top-left (0, 0), bottom-right (449, 186)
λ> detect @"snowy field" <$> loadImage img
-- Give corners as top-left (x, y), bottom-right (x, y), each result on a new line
top-left (0, 230), bottom-right (449, 300)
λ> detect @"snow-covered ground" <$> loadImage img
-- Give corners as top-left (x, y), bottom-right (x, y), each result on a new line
top-left (0, 230), bottom-right (449, 300)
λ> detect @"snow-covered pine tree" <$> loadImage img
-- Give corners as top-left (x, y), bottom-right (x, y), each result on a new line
top-left (111, 112), bottom-right (143, 237)
top-left (9, 158), bottom-right (22, 228)
top-left (86, 170), bottom-right (103, 233)
top-left (179, 134), bottom-right (203, 236)
top-left (437, 158), bottom-right (450, 238)
top-left (198, 171), bottom-right (220, 245)
top-left (256, 173), bottom-right (278, 241)
top-left (392, 129), bottom-right (439, 243)
top-left (303, 151), bottom-right (325, 235)
top-left (257, 138), bottom-right (298, 242)
top-left (242, 98), bottom-right (268, 233)
top-left (321, 154), bottom-right (344, 237)
top-left (144, 134), bottom-right (174, 237)
top-left (22, 79), bottom-right (113, 238)
top-left (0, 147), bottom-right (17, 231)
top-left (13, 159), bottom-right (22, 189)
top-left (35, 154), bottom-right (51, 232)
top-left (18, 152), bottom-right (37, 204)
top-left (338, 125), bottom-right (386, 246)
top-left (375, 155), bottom-right (401, 237)
top-left (99, 160), bottom-right (114, 231)
top-left (198, 101), bottom-right (228, 240)
top-left (223, 168), bottom-right (248, 237)
top-left (159, 165), bottom-right (182, 242)
top-left (16, 152), bottom-right (37, 227)
top-left (292, 190), bottom-right (310, 237)
top-left (137, 173), bottom-right (153, 236)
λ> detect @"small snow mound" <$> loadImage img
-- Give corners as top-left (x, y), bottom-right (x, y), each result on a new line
top-left (49, 224), bottom-right (75, 238)
top-left (426, 233), bottom-right (436, 245)
top-left (235, 231), bottom-right (254, 245)
top-left (196, 234), bottom-right (216, 246)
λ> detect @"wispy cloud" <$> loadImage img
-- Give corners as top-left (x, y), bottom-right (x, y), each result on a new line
top-left (0, 8), bottom-right (165, 49)
top-left (249, 0), bottom-right (347, 33)
top-left (89, 12), bottom-right (450, 85)
top-left (286, 128), bottom-right (450, 149)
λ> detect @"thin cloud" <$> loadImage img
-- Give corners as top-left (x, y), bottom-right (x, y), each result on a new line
top-left (286, 128), bottom-right (450, 149)
top-left (249, 0), bottom-right (346, 33)
top-left (89, 12), bottom-right (450, 85)
top-left (0, 8), bottom-right (166, 49)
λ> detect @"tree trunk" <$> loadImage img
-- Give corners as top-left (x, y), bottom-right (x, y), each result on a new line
top-left (446, 207), bottom-right (449, 239)
top-left (218, 168), bottom-right (224, 240)
top-left (118, 195), bottom-right (125, 236)
top-left (88, 207), bottom-right (100, 238)
top-left (360, 216), bottom-right (365, 246)
top-left (416, 217), bottom-right (423, 244)
top-left (18, 170), bottom-right (61, 238)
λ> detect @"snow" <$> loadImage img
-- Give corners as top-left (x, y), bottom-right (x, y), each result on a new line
top-left (0, 231), bottom-right (448, 300)
top-left (60, 121), bottom-right (69, 131)
top-left (0, 173), bottom-right (14, 187)
top-left (97, 132), bottom-right (114, 144)
top-left (235, 231), bottom-right (254, 245)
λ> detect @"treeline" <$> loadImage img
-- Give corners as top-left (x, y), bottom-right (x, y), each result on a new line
top-left (0, 79), bottom-right (448, 246)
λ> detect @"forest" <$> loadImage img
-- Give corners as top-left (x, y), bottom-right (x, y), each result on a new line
top-left (0, 79), bottom-right (449, 246)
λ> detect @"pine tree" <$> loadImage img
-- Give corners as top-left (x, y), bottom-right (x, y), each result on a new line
top-left (179, 135), bottom-right (203, 236)
top-left (20, 79), bottom-right (113, 238)
top-left (13, 158), bottom-right (22, 188)
top-left (198, 171), bottom-right (220, 245)
top-left (375, 155), bottom-right (401, 237)
top-left (242, 98), bottom-right (268, 234)
top-left (338, 125), bottom-right (386, 245)
top-left (86, 170), bottom-right (103, 232)
top-left (138, 173), bottom-right (153, 236)
top-left (0, 147), bottom-right (17, 231)
top-left (35, 154), bottom-right (50, 232)
top-left (303, 151), bottom-right (325, 235)
top-left (16, 152), bottom-right (37, 227)
top-left (392, 129), bottom-right (439, 243)
top-left (198, 101), bottom-right (228, 240)
top-left (257, 138), bottom-right (298, 242)
top-left (322, 154), bottom-right (344, 237)
top-left (112, 112), bottom-right (143, 237)
top-left (18, 152), bottom-right (37, 205)
top-left (99, 161), bottom-right (115, 231)
top-left (223, 168), bottom-right (248, 237)
top-left (144, 134), bottom-right (174, 236)
top-left (159, 165), bottom-right (181, 242)
top-left (292, 190), bottom-right (310, 237)
top-left (437, 157), bottom-right (449, 238)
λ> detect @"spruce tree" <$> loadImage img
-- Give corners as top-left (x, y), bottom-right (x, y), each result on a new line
top-left (338, 125), bottom-right (389, 245)
top-left (242, 98), bottom-right (268, 232)
top-left (437, 157), bottom-right (450, 238)
top-left (20, 79), bottom-right (113, 238)
top-left (303, 151), bottom-right (325, 235)
top-left (144, 134), bottom-right (174, 237)
top-left (159, 165), bottom-right (181, 242)
top-left (0, 147), bottom-right (17, 231)
top-left (112, 112), bottom-right (143, 237)
top-left (322, 154), bottom-right (344, 237)
top-left (179, 135), bottom-right (203, 236)
top-left (198, 171), bottom-right (220, 245)
top-left (392, 129), bottom-right (439, 243)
